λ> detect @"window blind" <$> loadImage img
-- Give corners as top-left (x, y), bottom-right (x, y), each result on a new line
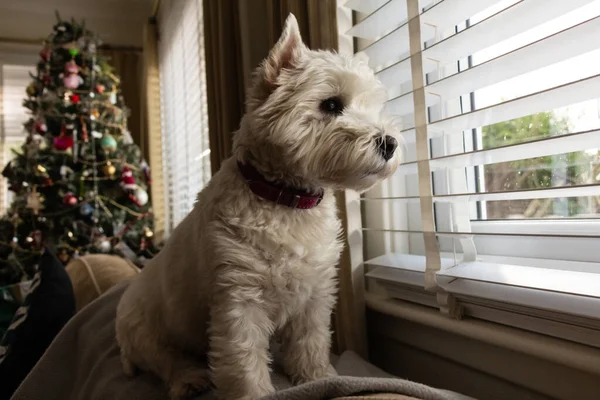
top-left (1, 63), bottom-right (34, 213)
top-left (344, 0), bottom-right (600, 344)
top-left (158, 0), bottom-right (210, 234)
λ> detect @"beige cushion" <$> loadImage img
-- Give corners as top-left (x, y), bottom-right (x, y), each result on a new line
top-left (65, 254), bottom-right (139, 311)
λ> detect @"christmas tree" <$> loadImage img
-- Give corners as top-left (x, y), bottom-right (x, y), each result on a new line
top-left (0, 14), bottom-right (160, 286)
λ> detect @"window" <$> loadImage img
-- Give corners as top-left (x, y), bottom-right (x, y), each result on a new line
top-left (342, 0), bottom-right (600, 346)
top-left (157, 0), bottom-right (210, 234)
top-left (0, 62), bottom-right (36, 214)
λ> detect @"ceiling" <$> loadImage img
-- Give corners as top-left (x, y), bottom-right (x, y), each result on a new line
top-left (0, 0), bottom-right (155, 48)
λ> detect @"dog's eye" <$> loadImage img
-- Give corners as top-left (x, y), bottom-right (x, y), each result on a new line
top-left (319, 97), bottom-right (344, 116)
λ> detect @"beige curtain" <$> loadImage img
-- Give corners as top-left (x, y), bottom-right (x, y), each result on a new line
top-left (141, 20), bottom-right (165, 242)
top-left (99, 48), bottom-right (145, 157)
top-left (203, 0), bottom-right (365, 357)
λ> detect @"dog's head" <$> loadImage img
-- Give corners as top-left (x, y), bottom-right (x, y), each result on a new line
top-left (233, 14), bottom-right (401, 193)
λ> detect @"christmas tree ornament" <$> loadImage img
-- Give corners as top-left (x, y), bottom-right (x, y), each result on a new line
top-left (53, 134), bottom-right (74, 151)
top-left (80, 116), bottom-right (89, 141)
top-left (43, 177), bottom-right (53, 186)
top-left (144, 227), bottom-right (154, 238)
top-left (120, 166), bottom-right (136, 190)
top-left (80, 203), bottom-right (94, 217)
top-left (132, 188), bottom-right (149, 206)
top-left (97, 237), bottom-right (112, 253)
top-left (63, 192), bottom-right (78, 206)
top-left (91, 130), bottom-right (102, 139)
top-left (42, 73), bottom-right (52, 85)
top-left (26, 186), bottom-right (44, 215)
top-left (63, 74), bottom-right (83, 89)
top-left (140, 160), bottom-right (152, 184)
top-left (24, 134), bottom-right (44, 156)
top-left (109, 91), bottom-right (117, 104)
top-left (39, 47), bottom-right (51, 62)
top-left (60, 165), bottom-right (74, 179)
top-left (101, 134), bottom-right (117, 152)
top-left (34, 120), bottom-right (47, 133)
top-left (69, 48), bottom-right (79, 57)
top-left (103, 162), bottom-right (116, 177)
top-left (70, 93), bottom-right (81, 104)
top-left (122, 130), bottom-right (134, 144)
top-left (63, 60), bottom-right (82, 89)
top-left (26, 83), bottom-right (38, 97)
top-left (96, 84), bottom-right (105, 94)
top-left (90, 109), bottom-right (100, 119)
top-left (72, 128), bottom-right (79, 163)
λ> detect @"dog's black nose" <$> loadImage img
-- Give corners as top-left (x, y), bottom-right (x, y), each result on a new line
top-left (375, 136), bottom-right (397, 161)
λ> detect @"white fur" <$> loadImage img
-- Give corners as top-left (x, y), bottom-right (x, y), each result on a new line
top-left (115, 13), bottom-right (400, 400)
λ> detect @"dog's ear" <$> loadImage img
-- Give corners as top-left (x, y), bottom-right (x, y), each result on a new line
top-left (263, 13), bottom-right (307, 84)
top-left (247, 14), bottom-right (307, 112)
top-left (353, 51), bottom-right (370, 66)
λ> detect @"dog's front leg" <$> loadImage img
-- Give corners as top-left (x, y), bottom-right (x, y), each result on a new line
top-left (280, 293), bottom-right (337, 384)
top-left (208, 287), bottom-right (275, 400)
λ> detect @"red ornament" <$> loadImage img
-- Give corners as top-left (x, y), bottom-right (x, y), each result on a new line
top-left (40, 47), bottom-right (51, 62)
top-left (70, 94), bottom-right (80, 104)
top-left (120, 167), bottom-right (136, 190)
top-left (43, 177), bottom-right (53, 186)
top-left (54, 135), bottom-right (74, 151)
top-left (42, 74), bottom-right (51, 85)
top-left (34, 121), bottom-right (47, 133)
top-left (63, 192), bottom-right (78, 206)
top-left (96, 84), bottom-right (105, 94)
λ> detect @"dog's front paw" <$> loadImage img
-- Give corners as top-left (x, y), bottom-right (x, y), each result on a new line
top-left (290, 362), bottom-right (337, 385)
top-left (169, 368), bottom-right (211, 400)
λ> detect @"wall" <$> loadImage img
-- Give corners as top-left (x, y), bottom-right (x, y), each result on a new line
top-left (368, 309), bottom-right (600, 400)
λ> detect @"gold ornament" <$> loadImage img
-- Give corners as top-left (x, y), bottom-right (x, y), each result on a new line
top-left (103, 162), bottom-right (116, 177)
top-left (26, 83), bottom-right (37, 97)
top-left (26, 186), bottom-right (45, 215)
top-left (90, 109), bottom-right (100, 119)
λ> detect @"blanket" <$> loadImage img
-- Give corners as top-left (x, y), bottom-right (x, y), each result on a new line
top-left (10, 282), bottom-right (474, 400)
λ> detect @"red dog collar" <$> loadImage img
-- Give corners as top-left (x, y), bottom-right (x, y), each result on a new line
top-left (237, 162), bottom-right (323, 209)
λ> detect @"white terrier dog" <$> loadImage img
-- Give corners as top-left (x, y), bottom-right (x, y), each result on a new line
top-left (115, 13), bottom-right (400, 400)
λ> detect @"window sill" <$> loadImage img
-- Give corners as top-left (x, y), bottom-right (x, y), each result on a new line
top-left (365, 293), bottom-right (600, 376)
top-left (366, 252), bottom-right (600, 318)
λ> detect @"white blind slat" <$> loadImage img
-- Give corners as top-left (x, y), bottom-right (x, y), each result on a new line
top-left (430, 74), bottom-right (600, 136)
top-left (395, 129), bottom-right (600, 174)
top-left (427, 15), bottom-right (600, 106)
